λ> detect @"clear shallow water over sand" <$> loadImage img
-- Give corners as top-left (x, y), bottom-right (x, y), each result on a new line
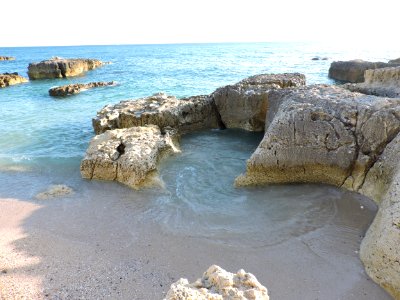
top-left (0, 43), bottom-right (396, 298)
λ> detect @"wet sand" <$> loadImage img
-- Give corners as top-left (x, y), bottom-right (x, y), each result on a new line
top-left (0, 189), bottom-right (391, 300)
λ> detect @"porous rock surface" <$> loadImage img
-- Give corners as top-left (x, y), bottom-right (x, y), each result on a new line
top-left (35, 184), bottom-right (74, 200)
top-left (0, 56), bottom-right (15, 61)
top-left (49, 81), bottom-right (116, 97)
top-left (93, 93), bottom-right (223, 135)
top-left (236, 84), bottom-right (400, 298)
top-left (80, 125), bottom-right (180, 189)
top-left (28, 58), bottom-right (103, 79)
top-left (344, 67), bottom-right (400, 98)
top-left (0, 72), bottom-right (28, 88)
top-left (328, 59), bottom-right (398, 83)
top-left (165, 265), bottom-right (269, 300)
top-left (212, 73), bottom-right (306, 131)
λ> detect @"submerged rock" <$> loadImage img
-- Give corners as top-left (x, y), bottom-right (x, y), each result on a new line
top-left (0, 56), bottom-right (15, 61)
top-left (165, 265), bottom-right (269, 300)
top-left (212, 73), bottom-right (306, 131)
top-left (28, 58), bottom-right (104, 79)
top-left (93, 93), bottom-right (223, 135)
top-left (35, 184), bottom-right (74, 200)
top-left (49, 81), bottom-right (116, 97)
top-left (328, 59), bottom-right (397, 83)
top-left (80, 125), bottom-right (180, 189)
top-left (0, 72), bottom-right (28, 88)
top-left (344, 66), bottom-right (400, 97)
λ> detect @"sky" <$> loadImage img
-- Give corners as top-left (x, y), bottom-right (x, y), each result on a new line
top-left (1, 0), bottom-right (399, 47)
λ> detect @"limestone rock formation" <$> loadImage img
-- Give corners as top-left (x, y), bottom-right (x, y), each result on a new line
top-left (165, 265), bottom-right (269, 300)
top-left (93, 93), bottom-right (223, 135)
top-left (28, 58), bottom-right (104, 79)
top-left (328, 59), bottom-right (397, 83)
top-left (235, 84), bottom-right (400, 298)
top-left (49, 81), bottom-right (116, 97)
top-left (0, 56), bottom-right (15, 61)
top-left (35, 184), bottom-right (74, 200)
top-left (344, 67), bottom-right (400, 98)
top-left (212, 73), bottom-right (306, 131)
top-left (80, 125), bottom-right (180, 189)
top-left (0, 73), bottom-right (28, 88)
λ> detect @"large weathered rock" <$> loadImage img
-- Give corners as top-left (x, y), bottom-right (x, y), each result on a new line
top-left (28, 58), bottom-right (104, 80)
top-left (389, 58), bottom-right (400, 64)
top-left (80, 125), bottom-right (180, 189)
top-left (235, 84), bottom-right (400, 298)
top-left (328, 59), bottom-right (397, 83)
top-left (93, 93), bottom-right (223, 135)
top-left (165, 265), bottom-right (269, 300)
top-left (49, 81), bottom-right (116, 97)
top-left (344, 67), bottom-right (400, 98)
top-left (0, 56), bottom-right (15, 61)
top-left (0, 73), bottom-right (28, 88)
top-left (212, 73), bottom-right (306, 131)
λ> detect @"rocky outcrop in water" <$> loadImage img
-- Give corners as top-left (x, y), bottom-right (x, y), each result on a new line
top-left (28, 58), bottom-right (104, 80)
top-left (235, 84), bottom-right (400, 298)
top-left (328, 59), bottom-right (398, 83)
top-left (212, 73), bottom-right (306, 131)
top-left (93, 93), bottom-right (223, 135)
top-left (0, 73), bottom-right (28, 88)
top-left (49, 81), bottom-right (116, 97)
top-left (0, 56), bottom-right (15, 61)
top-left (344, 67), bottom-right (400, 98)
top-left (165, 265), bottom-right (269, 300)
top-left (35, 185), bottom-right (74, 200)
top-left (80, 125), bottom-right (180, 189)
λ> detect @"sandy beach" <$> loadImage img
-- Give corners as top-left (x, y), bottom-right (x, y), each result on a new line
top-left (0, 184), bottom-right (391, 299)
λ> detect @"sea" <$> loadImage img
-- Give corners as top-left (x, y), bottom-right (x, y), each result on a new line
top-left (0, 42), bottom-right (397, 298)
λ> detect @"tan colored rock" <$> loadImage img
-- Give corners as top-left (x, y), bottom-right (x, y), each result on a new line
top-left (328, 59), bottom-right (398, 83)
top-left (165, 265), bottom-right (269, 300)
top-left (344, 67), bottom-right (400, 98)
top-left (49, 81), bottom-right (116, 97)
top-left (35, 185), bottom-right (74, 200)
top-left (0, 72), bottom-right (28, 88)
top-left (80, 125), bottom-right (180, 189)
top-left (0, 56), bottom-right (15, 61)
top-left (93, 93), bottom-right (223, 135)
top-left (212, 73), bottom-right (306, 131)
top-left (28, 58), bottom-right (104, 80)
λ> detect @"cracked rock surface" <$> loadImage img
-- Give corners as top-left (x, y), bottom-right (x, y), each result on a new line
top-left (0, 72), bottom-right (28, 88)
top-left (28, 58), bottom-right (104, 79)
top-left (212, 73), bottom-right (306, 131)
top-left (49, 81), bottom-right (116, 97)
top-left (80, 125), bottom-right (180, 189)
top-left (93, 93), bottom-right (223, 135)
top-left (165, 265), bottom-right (269, 300)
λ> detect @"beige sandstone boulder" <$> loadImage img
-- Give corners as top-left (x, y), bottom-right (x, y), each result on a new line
top-left (49, 81), bottom-right (116, 97)
top-left (344, 66), bottom-right (400, 98)
top-left (165, 265), bottom-right (269, 300)
top-left (0, 56), bottom-right (15, 61)
top-left (93, 93), bottom-right (223, 135)
top-left (28, 58), bottom-right (104, 79)
top-left (0, 72), bottom-right (28, 88)
top-left (328, 59), bottom-right (397, 83)
top-left (80, 125), bottom-right (180, 189)
top-left (212, 73), bottom-right (306, 131)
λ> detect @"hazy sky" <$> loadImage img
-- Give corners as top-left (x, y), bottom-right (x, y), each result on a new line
top-left (1, 0), bottom-right (398, 47)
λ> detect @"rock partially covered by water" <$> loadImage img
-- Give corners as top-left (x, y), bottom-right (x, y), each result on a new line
top-left (49, 81), bottom-right (116, 97)
top-left (165, 265), bottom-right (269, 300)
top-left (344, 67), bottom-right (400, 98)
top-left (35, 184), bottom-right (74, 200)
top-left (0, 72), bottom-right (28, 88)
top-left (93, 93), bottom-right (223, 135)
top-left (80, 125), bottom-right (180, 189)
top-left (28, 58), bottom-right (104, 80)
top-left (0, 56), bottom-right (15, 61)
top-left (328, 59), bottom-right (397, 83)
top-left (212, 73), bottom-right (306, 131)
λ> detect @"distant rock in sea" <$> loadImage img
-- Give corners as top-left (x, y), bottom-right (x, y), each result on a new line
top-left (49, 81), bottom-right (116, 97)
top-left (28, 58), bottom-right (104, 80)
top-left (0, 72), bottom-right (28, 88)
top-left (0, 56), bottom-right (15, 61)
top-left (312, 56), bottom-right (328, 61)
